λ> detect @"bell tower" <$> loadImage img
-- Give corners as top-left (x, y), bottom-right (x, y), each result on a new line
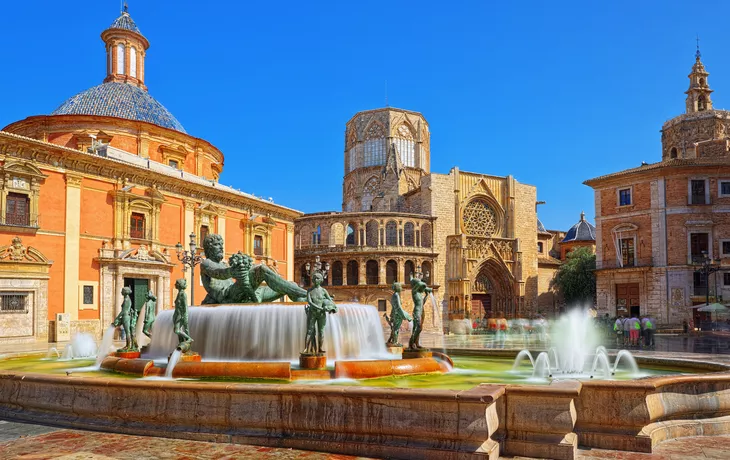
top-left (685, 42), bottom-right (713, 114)
top-left (101, 3), bottom-right (150, 90)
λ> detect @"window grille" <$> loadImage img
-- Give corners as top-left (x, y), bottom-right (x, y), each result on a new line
top-left (0, 292), bottom-right (28, 313)
top-left (83, 286), bottom-right (94, 305)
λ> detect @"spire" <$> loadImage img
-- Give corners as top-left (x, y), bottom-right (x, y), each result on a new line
top-left (102, 5), bottom-right (149, 90)
top-left (685, 39), bottom-right (713, 114)
top-left (580, 210), bottom-right (585, 222)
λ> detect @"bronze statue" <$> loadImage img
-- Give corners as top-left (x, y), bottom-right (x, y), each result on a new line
top-left (112, 286), bottom-right (137, 352)
top-left (302, 271), bottom-right (337, 355)
top-left (200, 234), bottom-right (307, 303)
top-left (173, 278), bottom-right (193, 349)
top-left (142, 290), bottom-right (156, 338)
top-left (385, 282), bottom-right (412, 347)
top-left (408, 274), bottom-right (433, 350)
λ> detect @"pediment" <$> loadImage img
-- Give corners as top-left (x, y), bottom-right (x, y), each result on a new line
top-left (2, 161), bottom-right (47, 180)
top-left (0, 236), bottom-right (51, 264)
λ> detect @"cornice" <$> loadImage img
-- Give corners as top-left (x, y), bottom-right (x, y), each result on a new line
top-left (0, 130), bottom-right (302, 222)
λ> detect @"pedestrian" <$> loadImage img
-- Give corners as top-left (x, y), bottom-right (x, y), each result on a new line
top-left (614, 316), bottom-right (624, 347)
top-left (644, 315), bottom-right (655, 347)
top-left (682, 319), bottom-right (689, 334)
top-left (629, 314), bottom-right (641, 347)
top-left (622, 314), bottom-right (631, 347)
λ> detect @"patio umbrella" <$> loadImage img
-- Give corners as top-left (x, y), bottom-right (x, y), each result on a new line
top-left (695, 303), bottom-right (729, 325)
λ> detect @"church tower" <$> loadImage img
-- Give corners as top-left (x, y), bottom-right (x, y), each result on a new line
top-left (685, 46), bottom-right (713, 114)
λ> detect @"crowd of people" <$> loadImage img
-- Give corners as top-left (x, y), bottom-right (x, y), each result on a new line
top-left (606, 314), bottom-right (656, 348)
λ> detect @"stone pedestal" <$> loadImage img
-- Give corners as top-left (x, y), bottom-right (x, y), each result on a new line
top-left (403, 349), bottom-right (432, 359)
top-left (386, 345), bottom-right (403, 355)
top-left (299, 353), bottom-right (327, 369)
top-left (114, 351), bottom-right (141, 359)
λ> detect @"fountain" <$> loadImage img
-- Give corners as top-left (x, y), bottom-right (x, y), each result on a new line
top-left (61, 333), bottom-right (97, 360)
top-left (512, 309), bottom-right (640, 379)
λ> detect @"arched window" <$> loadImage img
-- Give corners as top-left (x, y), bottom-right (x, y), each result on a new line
top-left (347, 260), bottom-right (359, 285)
top-left (330, 223), bottom-right (344, 246)
top-left (670, 147), bottom-right (678, 159)
top-left (404, 222), bottom-right (415, 247)
top-left (130, 46), bottom-right (137, 78)
top-left (116, 43), bottom-right (125, 74)
top-left (331, 261), bottom-right (343, 286)
top-left (346, 223), bottom-right (356, 246)
top-left (366, 220), bottom-right (378, 247)
top-left (300, 264), bottom-right (311, 287)
top-left (362, 122), bottom-right (386, 167)
top-left (698, 95), bottom-right (707, 111)
top-left (421, 223), bottom-right (432, 248)
top-left (700, 77), bottom-right (706, 87)
top-left (366, 260), bottom-right (379, 285)
top-left (404, 260), bottom-right (415, 281)
top-left (386, 260), bottom-right (398, 284)
top-left (312, 225), bottom-right (321, 245)
top-left (362, 177), bottom-right (379, 211)
top-left (421, 261), bottom-right (432, 284)
top-left (395, 124), bottom-right (415, 167)
top-left (385, 221), bottom-right (397, 246)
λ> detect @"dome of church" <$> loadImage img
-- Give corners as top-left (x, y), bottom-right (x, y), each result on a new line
top-left (562, 211), bottom-right (595, 243)
top-left (109, 10), bottom-right (142, 34)
top-left (537, 218), bottom-right (547, 233)
top-left (51, 82), bottom-right (186, 133)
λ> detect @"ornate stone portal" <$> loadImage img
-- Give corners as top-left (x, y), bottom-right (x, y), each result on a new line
top-left (0, 236), bottom-right (52, 347)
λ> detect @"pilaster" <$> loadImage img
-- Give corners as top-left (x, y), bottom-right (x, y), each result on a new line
top-left (64, 173), bottom-right (83, 321)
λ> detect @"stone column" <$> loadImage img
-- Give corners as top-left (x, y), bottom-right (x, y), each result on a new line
top-left (183, 201), bottom-right (195, 302)
top-left (286, 224), bottom-right (295, 281)
top-left (156, 275), bottom-right (165, 313)
top-left (398, 258), bottom-right (405, 284)
top-left (64, 173), bottom-right (83, 321)
top-left (359, 259), bottom-right (366, 285)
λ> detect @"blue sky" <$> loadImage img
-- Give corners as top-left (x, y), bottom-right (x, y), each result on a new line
top-left (1, 0), bottom-right (727, 230)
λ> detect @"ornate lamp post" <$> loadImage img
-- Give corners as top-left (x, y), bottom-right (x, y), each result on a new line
top-left (304, 255), bottom-right (329, 286)
top-left (175, 232), bottom-right (203, 305)
top-left (694, 251), bottom-right (722, 329)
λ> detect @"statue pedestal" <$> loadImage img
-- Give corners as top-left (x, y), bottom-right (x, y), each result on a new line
top-left (114, 351), bottom-right (141, 359)
top-left (403, 349), bottom-right (432, 359)
top-left (386, 345), bottom-right (403, 355)
top-left (299, 353), bottom-right (327, 370)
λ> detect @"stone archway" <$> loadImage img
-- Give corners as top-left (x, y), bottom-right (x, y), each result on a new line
top-left (469, 258), bottom-right (516, 318)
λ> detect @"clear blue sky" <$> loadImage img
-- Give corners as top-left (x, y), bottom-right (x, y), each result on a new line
top-left (1, 0), bottom-right (727, 230)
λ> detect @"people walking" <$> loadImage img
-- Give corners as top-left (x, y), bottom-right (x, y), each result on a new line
top-left (614, 316), bottom-right (624, 347)
top-left (622, 315), bottom-right (631, 347)
top-left (642, 315), bottom-right (655, 347)
top-left (629, 315), bottom-right (641, 347)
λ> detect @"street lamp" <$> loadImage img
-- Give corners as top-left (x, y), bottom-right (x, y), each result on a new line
top-left (303, 255), bottom-right (329, 287)
top-left (175, 232), bottom-right (203, 305)
top-left (694, 250), bottom-right (722, 311)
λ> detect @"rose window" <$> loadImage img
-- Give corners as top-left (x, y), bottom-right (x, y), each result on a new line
top-left (463, 199), bottom-right (498, 237)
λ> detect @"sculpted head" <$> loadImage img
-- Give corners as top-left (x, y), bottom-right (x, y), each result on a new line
top-left (121, 286), bottom-right (132, 296)
top-left (175, 278), bottom-right (187, 290)
top-left (203, 234), bottom-right (225, 262)
top-left (392, 282), bottom-right (402, 293)
top-left (312, 271), bottom-right (324, 287)
top-left (146, 290), bottom-right (156, 301)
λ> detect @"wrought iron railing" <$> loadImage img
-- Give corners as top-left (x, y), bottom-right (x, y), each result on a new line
top-left (0, 214), bottom-right (39, 228)
top-left (0, 292), bottom-right (29, 314)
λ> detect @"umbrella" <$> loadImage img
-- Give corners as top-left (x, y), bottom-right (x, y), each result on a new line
top-left (696, 303), bottom-right (728, 313)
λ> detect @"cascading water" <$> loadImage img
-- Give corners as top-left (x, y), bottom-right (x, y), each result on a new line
top-left (166, 349), bottom-right (182, 378)
top-left (428, 293), bottom-right (440, 327)
top-left (134, 303), bottom-right (150, 349)
top-left (94, 326), bottom-right (117, 369)
top-left (144, 303), bottom-right (390, 362)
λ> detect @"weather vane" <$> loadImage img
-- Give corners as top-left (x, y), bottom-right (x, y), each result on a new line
top-left (696, 35), bottom-right (701, 60)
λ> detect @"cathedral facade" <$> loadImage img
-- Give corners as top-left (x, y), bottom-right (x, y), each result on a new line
top-left (0, 8), bottom-right (299, 349)
top-left (295, 108), bottom-right (571, 332)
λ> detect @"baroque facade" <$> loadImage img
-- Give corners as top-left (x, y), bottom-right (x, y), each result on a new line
top-left (296, 108), bottom-right (569, 332)
top-left (0, 8), bottom-right (300, 349)
top-left (585, 50), bottom-right (730, 326)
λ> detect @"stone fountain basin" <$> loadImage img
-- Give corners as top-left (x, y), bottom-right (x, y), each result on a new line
top-left (2, 350), bottom-right (730, 460)
top-left (100, 355), bottom-right (450, 380)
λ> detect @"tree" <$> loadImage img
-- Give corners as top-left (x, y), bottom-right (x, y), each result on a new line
top-left (551, 246), bottom-right (596, 306)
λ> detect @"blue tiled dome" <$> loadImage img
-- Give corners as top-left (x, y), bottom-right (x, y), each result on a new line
top-left (562, 211), bottom-right (596, 243)
top-left (51, 82), bottom-right (186, 133)
top-left (537, 218), bottom-right (547, 233)
top-left (109, 11), bottom-right (142, 35)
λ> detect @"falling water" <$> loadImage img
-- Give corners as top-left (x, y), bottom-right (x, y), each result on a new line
top-left (166, 349), bottom-right (182, 378)
top-left (512, 350), bottom-right (535, 370)
top-left (612, 349), bottom-right (639, 375)
top-left (591, 350), bottom-right (611, 378)
top-left (144, 303), bottom-right (390, 362)
top-left (548, 347), bottom-right (560, 370)
top-left (428, 293), bottom-right (440, 327)
top-left (532, 352), bottom-right (551, 378)
top-left (61, 333), bottom-right (97, 360)
top-left (134, 303), bottom-right (150, 348)
top-left (46, 348), bottom-right (60, 359)
top-left (94, 326), bottom-right (117, 369)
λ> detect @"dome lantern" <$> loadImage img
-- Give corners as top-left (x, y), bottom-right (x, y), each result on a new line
top-left (101, 3), bottom-right (150, 90)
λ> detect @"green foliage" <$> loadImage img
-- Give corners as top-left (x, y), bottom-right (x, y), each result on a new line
top-left (551, 247), bottom-right (596, 305)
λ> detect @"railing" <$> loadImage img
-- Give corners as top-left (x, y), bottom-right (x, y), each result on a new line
top-left (295, 244), bottom-right (434, 254)
top-left (0, 292), bottom-right (29, 314)
top-left (0, 215), bottom-right (39, 228)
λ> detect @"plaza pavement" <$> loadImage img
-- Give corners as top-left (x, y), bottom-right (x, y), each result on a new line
top-left (1, 419), bottom-right (730, 459)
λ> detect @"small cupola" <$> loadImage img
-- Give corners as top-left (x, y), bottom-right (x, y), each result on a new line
top-left (101, 3), bottom-right (150, 90)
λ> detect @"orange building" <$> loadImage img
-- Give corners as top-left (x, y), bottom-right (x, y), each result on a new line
top-left (0, 7), bottom-right (300, 349)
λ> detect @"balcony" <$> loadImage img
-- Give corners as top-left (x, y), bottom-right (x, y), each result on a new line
top-left (0, 214), bottom-right (40, 234)
top-left (295, 243), bottom-right (435, 256)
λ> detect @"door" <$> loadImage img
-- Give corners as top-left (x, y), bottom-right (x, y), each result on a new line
top-left (616, 283), bottom-right (640, 317)
top-left (124, 278), bottom-right (149, 314)
top-left (471, 294), bottom-right (492, 321)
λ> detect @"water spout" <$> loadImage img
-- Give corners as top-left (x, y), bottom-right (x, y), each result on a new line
top-left (94, 326), bottom-right (117, 369)
top-left (533, 352), bottom-right (551, 379)
top-left (166, 349), bottom-right (182, 378)
top-left (612, 350), bottom-right (639, 375)
top-left (512, 350), bottom-right (535, 370)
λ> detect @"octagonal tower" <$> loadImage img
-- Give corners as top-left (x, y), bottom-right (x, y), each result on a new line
top-left (342, 108), bottom-right (430, 212)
